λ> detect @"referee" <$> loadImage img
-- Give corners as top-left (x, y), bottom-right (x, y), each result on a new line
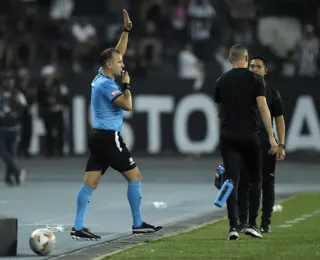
top-left (214, 44), bottom-right (278, 240)
top-left (238, 56), bottom-right (286, 235)
top-left (71, 10), bottom-right (163, 240)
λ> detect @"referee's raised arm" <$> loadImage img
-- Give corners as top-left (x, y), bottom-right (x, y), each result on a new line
top-left (115, 10), bottom-right (132, 56)
top-left (100, 9), bottom-right (132, 58)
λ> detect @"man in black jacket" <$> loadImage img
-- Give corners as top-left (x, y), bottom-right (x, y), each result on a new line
top-left (0, 71), bottom-right (27, 186)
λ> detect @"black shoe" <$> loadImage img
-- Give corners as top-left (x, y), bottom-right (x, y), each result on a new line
top-left (71, 227), bottom-right (91, 232)
top-left (260, 221), bottom-right (271, 233)
top-left (238, 223), bottom-right (248, 233)
top-left (245, 224), bottom-right (263, 238)
top-left (71, 227), bottom-right (101, 240)
top-left (227, 227), bottom-right (239, 240)
top-left (132, 222), bottom-right (163, 234)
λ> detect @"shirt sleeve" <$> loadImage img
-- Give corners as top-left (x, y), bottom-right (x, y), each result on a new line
top-left (214, 77), bottom-right (222, 103)
top-left (271, 88), bottom-right (284, 117)
top-left (103, 81), bottom-right (123, 102)
top-left (253, 73), bottom-right (266, 97)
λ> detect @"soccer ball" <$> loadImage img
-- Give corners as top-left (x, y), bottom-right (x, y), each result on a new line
top-left (29, 228), bottom-right (56, 256)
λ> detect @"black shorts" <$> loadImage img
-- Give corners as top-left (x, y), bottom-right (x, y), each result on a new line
top-left (85, 129), bottom-right (137, 174)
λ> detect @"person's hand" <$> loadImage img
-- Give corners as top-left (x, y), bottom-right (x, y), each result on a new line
top-left (268, 137), bottom-right (278, 155)
top-left (123, 9), bottom-right (132, 31)
top-left (122, 71), bottom-right (130, 84)
top-left (276, 146), bottom-right (286, 160)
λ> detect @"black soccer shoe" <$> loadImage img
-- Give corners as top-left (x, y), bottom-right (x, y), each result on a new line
top-left (71, 227), bottom-right (101, 241)
top-left (227, 227), bottom-right (239, 240)
top-left (132, 222), bottom-right (163, 234)
top-left (260, 221), bottom-right (272, 233)
top-left (71, 227), bottom-right (91, 232)
top-left (244, 225), bottom-right (263, 238)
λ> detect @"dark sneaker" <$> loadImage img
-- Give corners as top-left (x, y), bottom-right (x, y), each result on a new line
top-left (71, 227), bottom-right (101, 240)
top-left (132, 222), bottom-right (163, 234)
top-left (260, 221), bottom-right (271, 233)
top-left (227, 227), bottom-right (239, 240)
top-left (71, 227), bottom-right (91, 233)
top-left (245, 225), bottom-right (263, 238)
top-left (239, 223), bottom-right (248, 233)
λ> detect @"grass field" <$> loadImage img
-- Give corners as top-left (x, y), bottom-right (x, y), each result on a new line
top-left (103, 193), bottom-right (320, 260)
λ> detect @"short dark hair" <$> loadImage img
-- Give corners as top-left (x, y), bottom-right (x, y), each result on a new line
top-left (251, 56), bottom-right (268, 68)
top-left (100, 48), bottom-right (120, 66)
top-left (229, 44), bottom-right (248, 62)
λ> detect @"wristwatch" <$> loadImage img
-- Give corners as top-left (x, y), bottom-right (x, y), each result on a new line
top-left (279, 144), bottom-right (286, 149)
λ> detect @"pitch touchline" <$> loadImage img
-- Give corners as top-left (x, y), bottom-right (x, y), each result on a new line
top-left (278, 209), bottom-right (320, 228)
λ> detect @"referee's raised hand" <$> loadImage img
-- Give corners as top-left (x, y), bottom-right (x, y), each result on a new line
top-left (123, 9), bottom-right (132, 31)
top-left (268, 137), bottom-right (278, 155)
top-left (122, 71), bottom-right (130, 85)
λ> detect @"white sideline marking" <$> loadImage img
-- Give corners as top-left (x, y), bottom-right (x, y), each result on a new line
top-left (278, 224), bottom-right (292, 228)
top-left (286, 220), bottom-right (298, 224)
top-left (301, 214), bottom-right (313, 218)
top-left (279, 209), bottom-right (320, 228)
top-left (294, 218), bottom-right (306, 221)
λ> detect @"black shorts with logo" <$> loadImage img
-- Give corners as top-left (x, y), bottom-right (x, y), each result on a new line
top-left (85, 128), bottom-right (137, 174)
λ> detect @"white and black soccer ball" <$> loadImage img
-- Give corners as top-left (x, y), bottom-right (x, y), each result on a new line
top-left (29, 228), bottom-right (56, 256)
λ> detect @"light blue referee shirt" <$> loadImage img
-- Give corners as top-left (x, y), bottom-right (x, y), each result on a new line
top-left (91, 67), bottom-right (124, 132)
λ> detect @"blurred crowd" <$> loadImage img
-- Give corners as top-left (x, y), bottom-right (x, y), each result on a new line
top-left (0, 0), bottom-right (319, 81)
top-left (0, 0), bottom-right (318, 163)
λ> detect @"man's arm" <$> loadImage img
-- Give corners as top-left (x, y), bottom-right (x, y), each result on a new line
top-left (253, 73), bottom-right (275, 144)
top-left (271, 88), bottom-right (286, 159)
top-left (113, 88), bottom-right (132, 111)
top-left (256, 96), bottom-right (273, 139)
top-left (272, 88), bottom-right (286, 145)
top-left (275, 115), bottom-right (285, 145)
top-left (113, 72), bottom-right (132, 111)
top-left (115, 10), bottom-right (132, 56)
top-left (214, 77), bottom-right (222, 119)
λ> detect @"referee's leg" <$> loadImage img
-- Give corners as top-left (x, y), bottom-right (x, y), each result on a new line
top-left (71, 132), bottom-right (107, 240)
top-left (261, 141), bottom-right (277, 232)
top-left (110, 133), bottom-right (163, 234)
top-left (220, 139), bottom-right (242, 235)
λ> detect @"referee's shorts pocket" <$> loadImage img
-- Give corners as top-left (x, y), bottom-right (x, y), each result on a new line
top-left (109, 132), bottom-right (137, 173)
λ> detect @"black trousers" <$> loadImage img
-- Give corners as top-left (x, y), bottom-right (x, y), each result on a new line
top-left (220, 132), bottom-right (262, 228)
top-left (0, 129), bottom-right (21, 178)
top-left (18, 110), bottom-right (32, 156)
top-left (43, 111), bottom-right (64, 156)
top-left (238, 139), bottom-right (276, 225)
